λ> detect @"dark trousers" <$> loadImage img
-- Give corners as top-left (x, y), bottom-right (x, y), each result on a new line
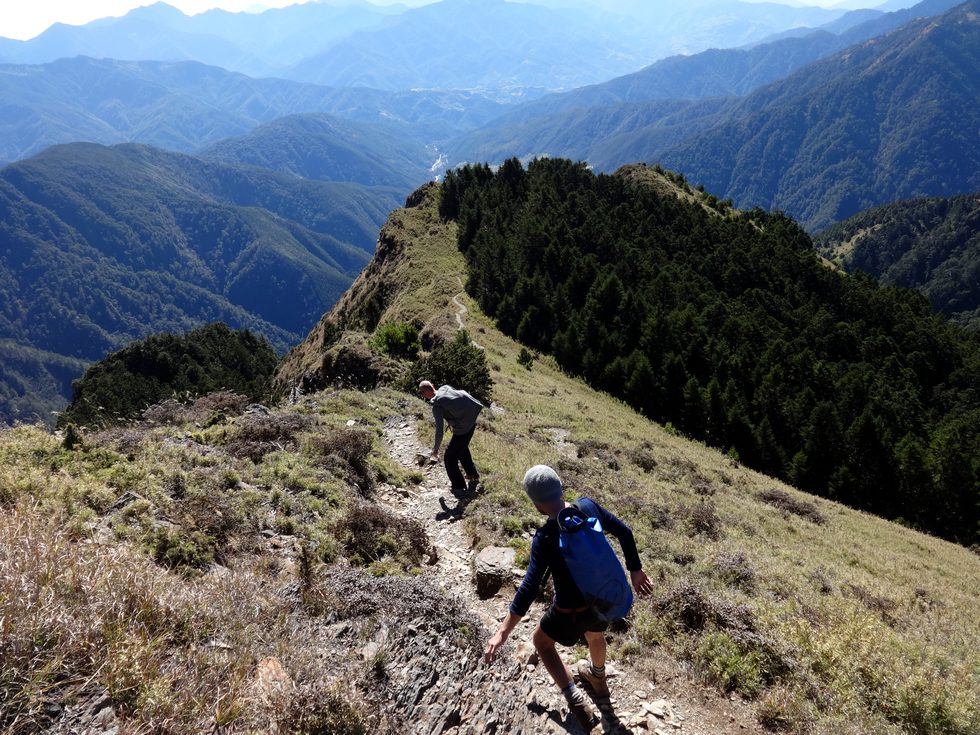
top-left (444, 427), bottom-right (478, 489)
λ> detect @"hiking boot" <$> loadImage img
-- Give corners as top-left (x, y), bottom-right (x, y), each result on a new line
top-left (465, 476), bottom-right (481, 492)
top-left (566, 688), bottom-right (599, 732)
top-left (576, 661), bottom-right (610, 698)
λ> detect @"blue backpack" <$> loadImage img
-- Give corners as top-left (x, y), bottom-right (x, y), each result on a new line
top-left (557, 500), bottom-right (634, 622)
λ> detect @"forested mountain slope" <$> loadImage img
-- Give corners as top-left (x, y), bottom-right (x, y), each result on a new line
top-left (0, 57), bottom-right (506, 165)
top-left (440, 158), bottom-right (980, 544)
top-left (816, 194), bottom-right (980, 329)
top-left (0, 142), bottom-right (397, 423)
top-left (657, 0), bottom-right (980, 230)
top-left (198, 113), bottom-right (433, 191)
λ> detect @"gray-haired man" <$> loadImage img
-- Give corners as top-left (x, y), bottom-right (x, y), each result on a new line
top-left (419, 380), bottom-right (483, 492)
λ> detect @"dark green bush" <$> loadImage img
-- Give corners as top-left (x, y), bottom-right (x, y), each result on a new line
top-left (146, 527), bottom-right (215, 571)
top-left (370, 322), bottom-right (421, 360)
top-left (401, 330), bottom-right (492, 404)
top-left (60, 323), bottom-right (277, 429)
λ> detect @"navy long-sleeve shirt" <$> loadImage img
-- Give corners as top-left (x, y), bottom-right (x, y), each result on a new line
top-left (509, 497), bottom-right (642, 617)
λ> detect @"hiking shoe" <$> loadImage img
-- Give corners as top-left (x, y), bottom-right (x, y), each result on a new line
top-left (466, 476), bottom-right (481, 492)
top-left (576, 661), bottom-right (610, 698)
top-left (567, 694), bottom-right (599, 732)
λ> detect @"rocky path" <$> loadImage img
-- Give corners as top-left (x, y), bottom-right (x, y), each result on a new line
top-left (375, 417), bottom-right (755, 735)
top-left (370, 291), bottom-right (763, 735)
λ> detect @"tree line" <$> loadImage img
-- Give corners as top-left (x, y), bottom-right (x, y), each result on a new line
top-left (441, 158), bottom-right (979, 545)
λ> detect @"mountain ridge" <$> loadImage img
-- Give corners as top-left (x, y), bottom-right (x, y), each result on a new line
top-left (0, 141), bottom-right (398, 424)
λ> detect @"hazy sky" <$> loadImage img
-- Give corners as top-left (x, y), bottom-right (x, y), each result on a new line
top-left (0, 0), bottom-right (860, 42)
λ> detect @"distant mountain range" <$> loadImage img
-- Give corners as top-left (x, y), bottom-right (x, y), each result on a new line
top-left (0, 142), bottom-right (400, 423)
top-left (0, 1), bottom-right (400, 77)
top-left (816, 194), bottom-right (980, 329)
top-left (198, 113), bottom-right (434, 190)
top-left (0, 0), bottom-right (852, 94)
top-left (0, 57), bottom-right (506, 166)
top-left (448, 0), bottom-right (980, 231)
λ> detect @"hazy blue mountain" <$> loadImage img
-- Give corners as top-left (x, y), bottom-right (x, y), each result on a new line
top-left (198, 113), bottom-right (433, 190)
top-left (514, 0), bottom-right (847, 57)
top-left (446, 0), bottom-right (961, 155)
top-left (0, 57), bottom-right (508, 164)
top-left (0, 142), bottom-right (399, 423)
top-left (448, 0), bottom-right (979, 231)
top-left (0, 0), bottom-right (850, 93)
top-left (0, 1), bottom-right (396, 77)
top-left (816, 194), bottom-right (980, 329)
top-left (286, 0), bottom-right (655, 92)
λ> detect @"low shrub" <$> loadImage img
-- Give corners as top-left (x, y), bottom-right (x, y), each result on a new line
top-left (307, 429), bottom-right (376, 496)
top-left (711, 551), bottom-right (757, 592)
top-left (226, 412), bottom-right (312, 462)
top-left (695, 631), bottom-right (767, 696)
top-left (756, 686), bottom-right (814, 732)
top-left (627, 447), bottom-right (658, 473)
top-left (146, 526), bottom-right (215, 571)
top-left (758, 488), bottom-right (826, 525)
top-left (689, 499), bottom-right (723, 540)
top-left (370, 322), bottom-right (421, 360)
top-left (336, 504), bottom-right (429, 569)
top-left (654, 578), bottom-right (755, 635)
top-left (278, 684), bottom-right (370, 735)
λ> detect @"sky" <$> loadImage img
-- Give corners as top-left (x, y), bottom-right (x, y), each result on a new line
top-left (0, 0), bottom-right (870, 42)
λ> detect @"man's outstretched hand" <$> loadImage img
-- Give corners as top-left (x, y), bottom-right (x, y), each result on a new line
top-left (484, 630), bottom-right (508, 665)
top-left (631, 569), bottom-right (654, 596)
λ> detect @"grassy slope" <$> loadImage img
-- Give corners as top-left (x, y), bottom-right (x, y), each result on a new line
top-left (283, 181), bottom-right (980, 734)
top-left (1, 183), bottom-right (977, 734)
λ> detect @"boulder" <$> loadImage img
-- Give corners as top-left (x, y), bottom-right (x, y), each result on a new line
top-left (474, 546), bottom-right (517, 598)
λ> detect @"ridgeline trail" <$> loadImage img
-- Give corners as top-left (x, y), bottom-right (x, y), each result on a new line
top-left (373, 381), bottom-right (764, 732)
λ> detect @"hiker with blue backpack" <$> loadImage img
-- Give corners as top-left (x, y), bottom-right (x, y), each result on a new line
top-left (484, 465), bottom-right (653, 732)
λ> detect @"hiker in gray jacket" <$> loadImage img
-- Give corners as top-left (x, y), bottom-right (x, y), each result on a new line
top-left (419, 380), bottom-right (483, 492)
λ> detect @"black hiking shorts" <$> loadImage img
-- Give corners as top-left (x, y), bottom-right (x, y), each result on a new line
top-left (540, 604), bottom-right (608, 647)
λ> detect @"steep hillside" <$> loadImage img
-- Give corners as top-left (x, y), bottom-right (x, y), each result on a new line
top-left (657, 0), bottom-right (980, 230)
top-left (816, 193), bottom-right (980, 329)
top-left (3, 177), bottom-right (975, 735)
top-left (283, 182), bottom-right (978, 735)
top-left (440, 158), bottom-right (980, 545)
top-left (0, 142), bottom-right (397, 424)
top-left (0, 57), bottom-right (508, 164)
top-left (198, 113), bottom-right (433, 191)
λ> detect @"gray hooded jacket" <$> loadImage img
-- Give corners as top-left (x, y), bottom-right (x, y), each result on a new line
top-left (430, 385), bottom-right (483, 454)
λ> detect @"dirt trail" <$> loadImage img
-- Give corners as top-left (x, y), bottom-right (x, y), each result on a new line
top-left (372, 286), bottom-right (763, 734)
top-left (453, 278), bottom-right (483, 349)
top-left (376, 415), bottom-right (765, 735)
